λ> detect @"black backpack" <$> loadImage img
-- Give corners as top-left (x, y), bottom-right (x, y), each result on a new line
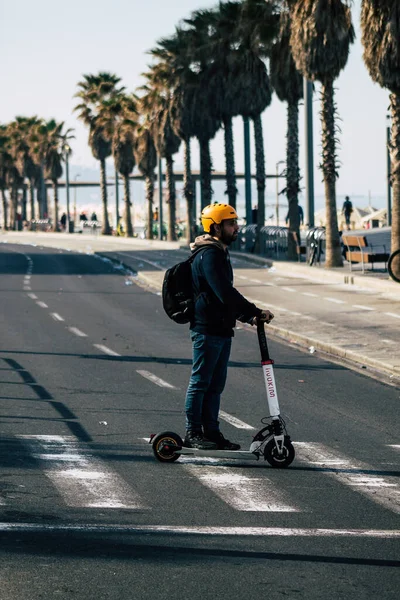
top-left (162, 247), bottom-right (210, 324)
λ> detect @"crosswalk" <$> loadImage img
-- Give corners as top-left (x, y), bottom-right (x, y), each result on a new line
top-left (0, 434), bottom-right (399, 519)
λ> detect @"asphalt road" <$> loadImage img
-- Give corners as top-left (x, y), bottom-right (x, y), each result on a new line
top-left (0, 243), bottom-right (399, 600)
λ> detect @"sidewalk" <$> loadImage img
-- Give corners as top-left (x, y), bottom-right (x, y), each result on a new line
top-left (1, 230), bottom-right (399, 383)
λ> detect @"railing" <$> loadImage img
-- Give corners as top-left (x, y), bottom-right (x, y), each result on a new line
top-left (30, 219), bottom-right (52, 232)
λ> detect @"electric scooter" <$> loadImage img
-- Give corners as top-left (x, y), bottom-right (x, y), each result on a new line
top-left (150, 321), bottom-right (295, 468)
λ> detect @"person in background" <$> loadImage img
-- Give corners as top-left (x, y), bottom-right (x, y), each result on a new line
top-left (342, 196), bottom-right (353, 230)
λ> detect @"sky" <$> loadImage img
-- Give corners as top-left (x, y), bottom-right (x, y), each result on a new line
top-left (0, 0), bottom-right (392, 214)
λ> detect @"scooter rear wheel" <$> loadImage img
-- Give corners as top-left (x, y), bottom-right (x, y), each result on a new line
top-left (264, 436), bottom-right (295, 468)
top-left (152, 431), bottom-right (183, 463)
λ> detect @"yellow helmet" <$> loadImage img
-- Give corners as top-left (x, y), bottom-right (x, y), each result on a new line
top-left (201, 203), bottom-right (238, 233)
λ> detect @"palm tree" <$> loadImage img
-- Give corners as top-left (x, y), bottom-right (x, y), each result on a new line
top-left (152, 28), bottom-right (198, 241)
top-left (74, 72), bottom-right (125, 235)
top-left (134, 123), bottom-right (157, 240)
top-left (235, 0), bottom-right (280, 251)
top-left (0, 125), bottom-right (11, 229)
top-left (7, 117), bottom-right (40, 221)
top-left (289, 0), bottom-right (355, 267)
top-left (183, 10), bottom-right (221, 209)
top-left (140, 70), bottom-right (181, 241)
top-left (43, 120), bottom-right (74, 232)
top-left (105, 94), bottom-right (138, 237)
top-left (361, 1), bottom-right (400, 254)
top-left (270, 5), bottom-right (303, 260)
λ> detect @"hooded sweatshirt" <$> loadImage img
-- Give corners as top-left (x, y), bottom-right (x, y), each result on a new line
top-left (189, 234), bottom-right (262, 337)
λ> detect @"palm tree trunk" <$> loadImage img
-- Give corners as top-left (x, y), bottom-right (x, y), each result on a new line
top-left (390, 92), bottom-right (400, 253)
top-left (321, 81), bottom-right (343, 268)
top-left (9, 187), bottom-right (17, 230)
top-left (253, 114), bottom-right (266, 254)
top-left (286, 101), bottom-right (301, 261)
top-left (22, 186), bottom-right (27, 221)
top-left (183, 139), bottom-right (195, 243)
top-left (100, 159), bottom-right (111, 235)
top-left (223, 117), bottom-right (237, 209)
top-left (1, 189), bottom-right (8, 230)
top-left (29, 179), bottom-right (35, 220)
top-left (37, 167), bottom-right (45, 218)
top-left (199, 139), bottom-right (213, 210)
top-left (145, 175), bottom-right (154, 240)
top-left (165, 155), bottom-right (177, 242)
top-left (123, 175), bottom-right (133, 237)
top-left (52, 181), bottom-right (60, 232)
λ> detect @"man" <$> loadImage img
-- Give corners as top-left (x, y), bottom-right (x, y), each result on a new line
top-left (184, 203), bottom-right (274, 450)
top-left (342, 196), bottom-right (353, 230)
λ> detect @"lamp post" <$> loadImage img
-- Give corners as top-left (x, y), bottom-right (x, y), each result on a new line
top-left (64, 144), bottom-right (71, 233)
top-left (275, 161), bottom-right (285, 226)
top-left (115, 171), bottom-right (120, 231)
top-left (73, 174), bottom-right (80, 227)
top-left (386, 114), bottom-right (392, 227)
top-left (304, 78), bottom-right (315, 227)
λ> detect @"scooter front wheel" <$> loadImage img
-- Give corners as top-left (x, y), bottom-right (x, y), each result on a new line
top-left (152, 431), bottom-right (183, 463)
top-left (264, 436), bottom-right (295, 468)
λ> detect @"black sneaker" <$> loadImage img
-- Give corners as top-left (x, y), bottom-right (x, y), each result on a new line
top-left (204, 431), bottom-right (241, 450)
top-left (184, 431), bottom-right (218, 450)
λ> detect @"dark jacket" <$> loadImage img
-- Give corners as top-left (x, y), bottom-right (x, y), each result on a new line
top-left (190, 235), bottom-right (262, 337)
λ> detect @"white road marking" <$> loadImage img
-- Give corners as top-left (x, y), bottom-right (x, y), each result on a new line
top-left (184, 465), bottom-right (299, 512)
top-left (352, 305), bottom-right (374, 311)
top-left (302, 292), bottom-right (319, 298)
top-left (385, 312), bottom-right (400, 319)
top-left (19, 435), bottom-right (145, 509)
top-left (294, 442), bottom-right (400, 514)
top-left (388, 445), bottom-right (400, 450)
top-left (136, 370), bottom-right (177, 389)
top-left (23, 286), bottom-right (31, 291)
top-left (51, 313), bottom-right (64, 322)
top-left (281, 287), bottom-right (296, 293)
top-left (27, 293), bottom-right (38, 300)
top-left (249, 278), bottom-right (262, 284)
top-left (93, 344), bottom-right (121, 356)
top-left (68, 327), bottom-right (88, 337)
top-left (36, 301), bottom-right (48, 308)
top-left (219, 410), bottom-right (256, 430)
top-left (0, 523), bottom-right (399, 538)
top-left (382, 339), bottom-right (397, 345)
top-left (324, 297), bottom-right (346, 304)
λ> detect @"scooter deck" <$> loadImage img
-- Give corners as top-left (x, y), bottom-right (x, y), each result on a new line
top-left (176, 448), bottom-right (260, 461)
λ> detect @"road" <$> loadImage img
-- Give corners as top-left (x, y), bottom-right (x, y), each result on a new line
top-left (0, 243), bottom-right (399, 600)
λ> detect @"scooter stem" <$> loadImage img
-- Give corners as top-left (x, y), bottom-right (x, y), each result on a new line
top-left (257, 321), bottom-right (280, 418)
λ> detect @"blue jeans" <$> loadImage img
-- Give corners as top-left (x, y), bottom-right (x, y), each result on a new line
top-left (185, 332), bottom-right (232, 433)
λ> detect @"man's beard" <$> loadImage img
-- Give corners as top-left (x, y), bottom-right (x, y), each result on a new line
top-left (220, 230), bottom-right (238, 246)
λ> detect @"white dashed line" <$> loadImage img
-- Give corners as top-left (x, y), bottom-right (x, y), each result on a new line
top-left (385, 312), bottom-right (400, 319)
top-left (324, 297), bottom-right (346, 304)
top-left (352, 305), bottom-right (374, 311)
top-left (219, 411), bottom-right (256, 430)
top-left (136, 370), bottom-right (177, 389)
top-left (36, 301), bottom-right (48, 308)
top-left (382, 339), bottom-right (396, 345)
top-left (281, 287), bottom-right (296, 293)
top-left (51, 313), bottom-right (64, 322)
top-left (93, 344), bottom-right (121, 357)
top-left (27, 293), bottom-right (38, 300)
top-left (302, 292), bottom-right (319, 298)
top-left (68, 327), bottom-right (88, 338)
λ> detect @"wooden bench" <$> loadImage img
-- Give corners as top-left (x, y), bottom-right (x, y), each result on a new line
top-left (343, 235), bottom-right (389, 273)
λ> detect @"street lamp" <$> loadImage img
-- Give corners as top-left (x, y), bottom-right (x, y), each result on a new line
top-left (386, 114), bottom-right (392, 227)
top-left (73, 174), bottom-right (81, 227)
top-left (275, 161), bottom-right (285, 226)
top-left (64, 144), bottom-right (71, 233)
